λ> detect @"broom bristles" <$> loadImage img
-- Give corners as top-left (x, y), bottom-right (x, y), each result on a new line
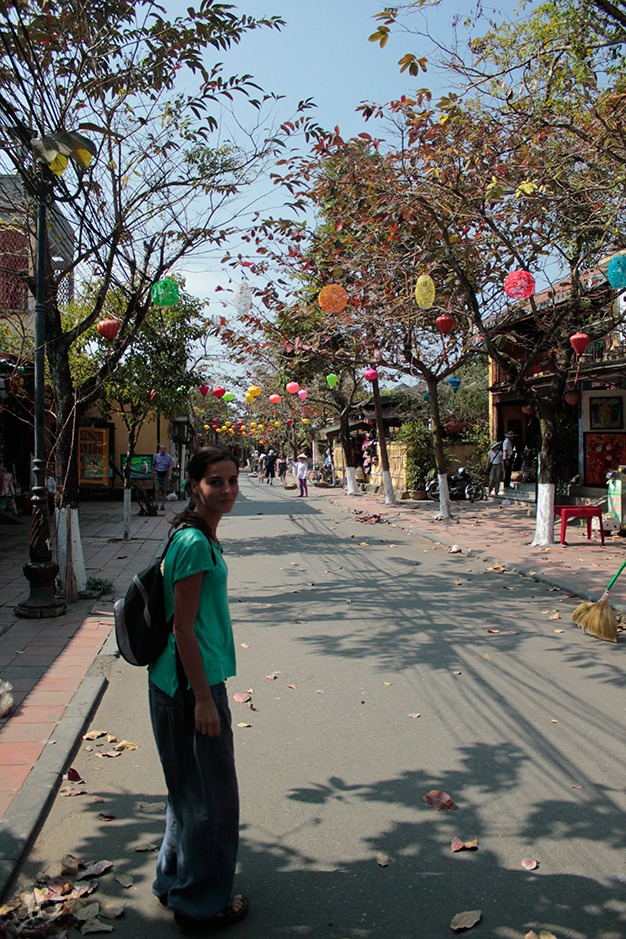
top-left (572, 598), bottom-right (618, 642)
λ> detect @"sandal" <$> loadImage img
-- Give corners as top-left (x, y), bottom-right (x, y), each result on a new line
top-left (175, 896), bottom-right (249, 933)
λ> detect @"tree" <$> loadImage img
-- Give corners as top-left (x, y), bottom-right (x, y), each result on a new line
top-left (0, 0), bottom-right (321, 592)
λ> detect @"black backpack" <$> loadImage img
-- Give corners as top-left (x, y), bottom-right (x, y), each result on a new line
top-left (114, 523), bottom-right (215, 667)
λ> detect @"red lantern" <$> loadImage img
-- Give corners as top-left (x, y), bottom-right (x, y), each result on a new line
top-left (364, 367), bottom-right (378, 381)
top-left (504, 270), bottom-right (535, 300)
top-left (150, 389), bottom-right (156, 400)
top-left (212, 386), bottom-right (226, 399)
top-left (96, 318), bottom-right (120, 340)
top-left (570, 332), bottom-right (590, 355)
top-left (286, 381), bottom-right (300, 394)
top-left (436, 314), bottom-right (454, 335)
top-left (199, 385), bottom-right (209, 397)
top-left (269, 393), bottom-right (281, 404)
top-left (287, 418), bottom-right (293, 426)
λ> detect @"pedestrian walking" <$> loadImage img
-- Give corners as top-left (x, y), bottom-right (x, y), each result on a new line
top-left (487, 440), bottom-right (503, 496)
top-left (277, 452), bottom-right (287, 485)
top-left (148, 445), bottom-right (248, 933)
top-left (258, 451), bottom-right (267, 481)
top-left (265, 450), bottom-right (277, 485)
top-left (153, 444), bottom-right (175, 511)
top-left (502, 431), bottom-right (517, 489)
top-left (292, 452), bottom-right (309, 497)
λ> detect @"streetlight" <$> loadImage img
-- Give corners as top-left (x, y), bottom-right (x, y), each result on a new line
top-left (14, 129), bottom-right (96, 618)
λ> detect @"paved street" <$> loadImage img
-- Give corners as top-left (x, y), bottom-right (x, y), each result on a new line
top-left (6, 476), bottom-right (626, 938)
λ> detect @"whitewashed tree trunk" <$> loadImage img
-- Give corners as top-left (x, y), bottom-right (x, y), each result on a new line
top-left (55, 506), bottom-right (86, 601)
top-left (123, 488), bottom-right (132, 541)
top-left (436, 473), bottom-right (453, 519)
top-left (382, 469), bottom-right (396, 504)
top-left (531, 483), bottom-right (555, 546)
top-left (346, 466), bottom-right (360, 495)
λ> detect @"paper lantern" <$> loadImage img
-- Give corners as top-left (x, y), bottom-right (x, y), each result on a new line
top-left (414, 274), bottom-right (435, 310)
top-left (199, 384), bottom-right (209, 397)
top-left (364, 367), bottom-right (378, 381)
top-left (151, 279), bottom-right (179, 306)
top-left (570, 331), bottom-right (590, 355)
top-left (150, 389), bottom-right (156, 400)
top-left (326, 374), bottom-right (338, 389)
top-left (436, 314), bottom-right (454, 335)
top-left (564, 390), bottom-right (582, 406)
top-left (275, 420), bottom-right (281, 426)
top-left (233, 282), bottom-right (252, 314)
top-left (449, 377), bottom-right (461, 392)
top-left (287, 419), bottom-right (293, 426)
top-left (96, 317), bottom-right (120, 340)
top-left (223, 392), bottom-right (234, 403)
top-left (298, 389), bottom-right (308, 401)
top-left (318, 284), bottom-right (348, 313)
top-left (302, 418), bottom-right (309, 424)
top-left (424, 392), bottom-right (430, 402)
top-left (245, 393), bottom-right (254, 404)
top-left (286, 381), bottom-right (300, 394)
top-left (269, 393), bottom-right (282, 404)
top-left (248, 385), bottom-right (261, 398)
top-left (204, 424), bottom-right (210, 430)
top-left (504, 270), bottom-right (535, 300)
top-left (607, 255), bottom-right (626, 290)
top-left (212, 386), bottom-right (226, 399)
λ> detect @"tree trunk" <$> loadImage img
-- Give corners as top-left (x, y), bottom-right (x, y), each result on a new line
top-left (427, 378), bottom-right (452, 518)
top-left (339, 408), bottom-right (359, 496)
top-left (123, 426), bottom-right (140, 541)
top-left (531, 398), bottom-right (558, 547)
top-left (371, 378), bottom-right (395, 504)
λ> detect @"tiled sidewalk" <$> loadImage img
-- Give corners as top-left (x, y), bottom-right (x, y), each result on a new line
top-left (0, 501), bottom-right (171, 893)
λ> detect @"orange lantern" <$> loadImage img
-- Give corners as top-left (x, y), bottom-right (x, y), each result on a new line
top-left (318, 284), bottom-right (348, 313)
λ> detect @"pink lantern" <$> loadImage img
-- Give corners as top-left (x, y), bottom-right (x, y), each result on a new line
top-left (212, 386), bottom-right (226, 399)
top-left (150, 389), bottom-right (156, 400)
top-left (286, 381), bottom-right (300, 394)
top-left (504, 270), bottom-right (535, 300)
top-left (570, 331), bottom-right (590, 355)
top-left (364, 367), bottom-right (378, 381)
top-left (298, 389), bottom-right (308, 401)
top-left (269, 393), bottom-right (281, 404)
top-left (199, 385), bottom-right (209, 397)
top-left (436, 314), bottom-right (454, 335)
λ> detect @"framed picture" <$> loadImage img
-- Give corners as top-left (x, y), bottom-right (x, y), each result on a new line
top-left (584, 433), bottom-right (626, 486)
top-left (121, 454), bottom-right (153, 479)
top-left (78, 427), bottom-right (109, 486)
top-left (589, 396), bottom-right (624, 431)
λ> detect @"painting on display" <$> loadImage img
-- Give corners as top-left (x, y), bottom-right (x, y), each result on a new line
top-left (120, 455), bottom-right (153, 479)
top-left (589, 396), bottom-right (624, 431)
top-left (584, 433), bottom-right (626, 485)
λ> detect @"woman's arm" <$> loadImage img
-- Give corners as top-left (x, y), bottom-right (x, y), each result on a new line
top-left (173, 572), bottom-right (221, 737)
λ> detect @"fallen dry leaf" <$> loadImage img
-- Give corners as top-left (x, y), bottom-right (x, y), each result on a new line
top-left (80, 918), bottom-right (114, 934)
top-left (113, 740), bottom-right (138, 751)
top-left (522, 858), bottom-right (538, 870)
top-left (288, 684), bottom-right (296, 689)
top-left (382, 681), bottom-right (392, 686)
top-left (240, 643), bottom-right (249, 648)
top-left (61, 786), bottom-right (87, 797)
top-left (74, 901), bottom-right (100, 921)
top-left (115, 875), bottom-right (134, 889)
top-left (106, 735), bottom-right (118, 743)
top-left (233, 692), bottom-right (251, 703)
top-left (92, 795), bottom-right (104, 804)
top-left (408, 713), bottom-right (421, 719)
top-left (451, 836), bottom-right (478, 852)
top-left (453, 670), bottom-right (462, 676)
top-left (359, 542), bottom-right (370, 546)
top-left (549, 613), bottom-right (561, 620)
top-left (481, 653), bottom-right (492, 660)
top-left (539, 931), bottom-right (558, 939)
top-left (376, 852), bottom-right (390, 867)
top-left (78, 860), bottom-right (113, 880)
top-left (134, 842), bottom-right (159, 852)
top-left (451, 910), bottom-right (481, 931)
top-left (67, 767), bottom-right (83, 782)
top-left (524, 932), bottom-right (539, 939)
top-left (61, 854), bottom-right (84, 875)
top-left (237, 722), bottom-right (252, 728)
top-left (316, 689), bottom-right (324, 694)
top-left (423, 790), bottom-right (455, 810)
top-left (83, 730), bottom-right (107, 741)
top-left (486, 629), bottom-right (500, 634)
top-left (98, 813), bottom-right (116, 822)
top-left (139, 802), bottom-right (166, 814)
top-left (554, 628), bottom-right (564, 633)
top-left (266, 673), bottom-right (278, 680)
top-left (99, 902), bottom-right (124, 919)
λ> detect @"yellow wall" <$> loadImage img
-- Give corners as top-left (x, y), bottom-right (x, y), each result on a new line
top-left (332, 439), bottom-right (477, 494)
top-left (84, 407), bottom-right (172, 488)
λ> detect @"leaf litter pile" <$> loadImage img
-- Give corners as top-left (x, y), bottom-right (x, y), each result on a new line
top-left (0, 855), bottom-right (125, 937)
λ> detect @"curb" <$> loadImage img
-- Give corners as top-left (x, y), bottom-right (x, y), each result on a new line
top-left (0, 673), bottom-right (108, 901)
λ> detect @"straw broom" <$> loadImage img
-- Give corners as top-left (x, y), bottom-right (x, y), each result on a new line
top-left (571, 558), bottom-right (626, 642)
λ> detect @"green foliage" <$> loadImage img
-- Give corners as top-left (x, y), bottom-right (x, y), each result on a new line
top-left (460, 421), bottom-right (492, 476)
top-left (396, 419), bottom-right (435, 488)
top-left (85, 576), bottom-right (115, 595)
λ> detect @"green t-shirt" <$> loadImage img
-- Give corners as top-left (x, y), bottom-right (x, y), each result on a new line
top-left (148, 527), bottom-right (237, 696)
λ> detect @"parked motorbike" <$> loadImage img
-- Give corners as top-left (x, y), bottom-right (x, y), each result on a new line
top-left (425, 467), bottom-right (485, 502)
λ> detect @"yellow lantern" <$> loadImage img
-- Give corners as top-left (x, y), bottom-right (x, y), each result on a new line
top-left (275, 420), bottom-right (281, 427)
top-left (414, 274), bottom-right (435, 309)
top-left (225, 421), bottom-right (231, 427)
top-left (245, 392), bottom-right (254, 404)
top-left (302, 418), bottom-right (309, 424)
top-left (204, 424), bottom-right (210, 430)
top-left (250, 422), bottom-right (257, 428)
top-left (248, 385), bottom-right (261, 398)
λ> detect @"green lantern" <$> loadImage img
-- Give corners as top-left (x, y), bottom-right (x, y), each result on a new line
top-left (223, 392), bottom-right (234, 402)
top-left (151, 279), bottom-right (180, 306)
top-left (326, 373), bottom-right (338, 389)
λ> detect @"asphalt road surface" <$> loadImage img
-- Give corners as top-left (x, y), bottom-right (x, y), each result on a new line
top-left (11, 477), bottom-right (626, 938)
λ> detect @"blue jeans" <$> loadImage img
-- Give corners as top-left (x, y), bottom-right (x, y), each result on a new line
top-left (149, 680), bottom-right (239, 919)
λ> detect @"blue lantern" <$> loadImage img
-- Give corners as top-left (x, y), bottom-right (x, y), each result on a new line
top-left (424, 392), bottom-right (430, 402)
top-left (607, 255), bottom-right (626, 290)
top-left (449, 377), bottom-right (461, 393)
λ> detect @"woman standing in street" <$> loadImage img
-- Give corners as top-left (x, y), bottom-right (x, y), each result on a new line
top-left (292, 452), bottom-right (309, 497)
top-left (148, 445), bottom-right (247, 934)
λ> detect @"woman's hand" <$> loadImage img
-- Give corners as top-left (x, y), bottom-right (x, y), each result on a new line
top-left (194, 696), bottom-right (221, 736)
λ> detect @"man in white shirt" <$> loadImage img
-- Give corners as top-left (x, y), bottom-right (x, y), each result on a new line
top-left (502, 431), bottom-right (517, 489)
top-left (487, 441), bottom-right (503, 496)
